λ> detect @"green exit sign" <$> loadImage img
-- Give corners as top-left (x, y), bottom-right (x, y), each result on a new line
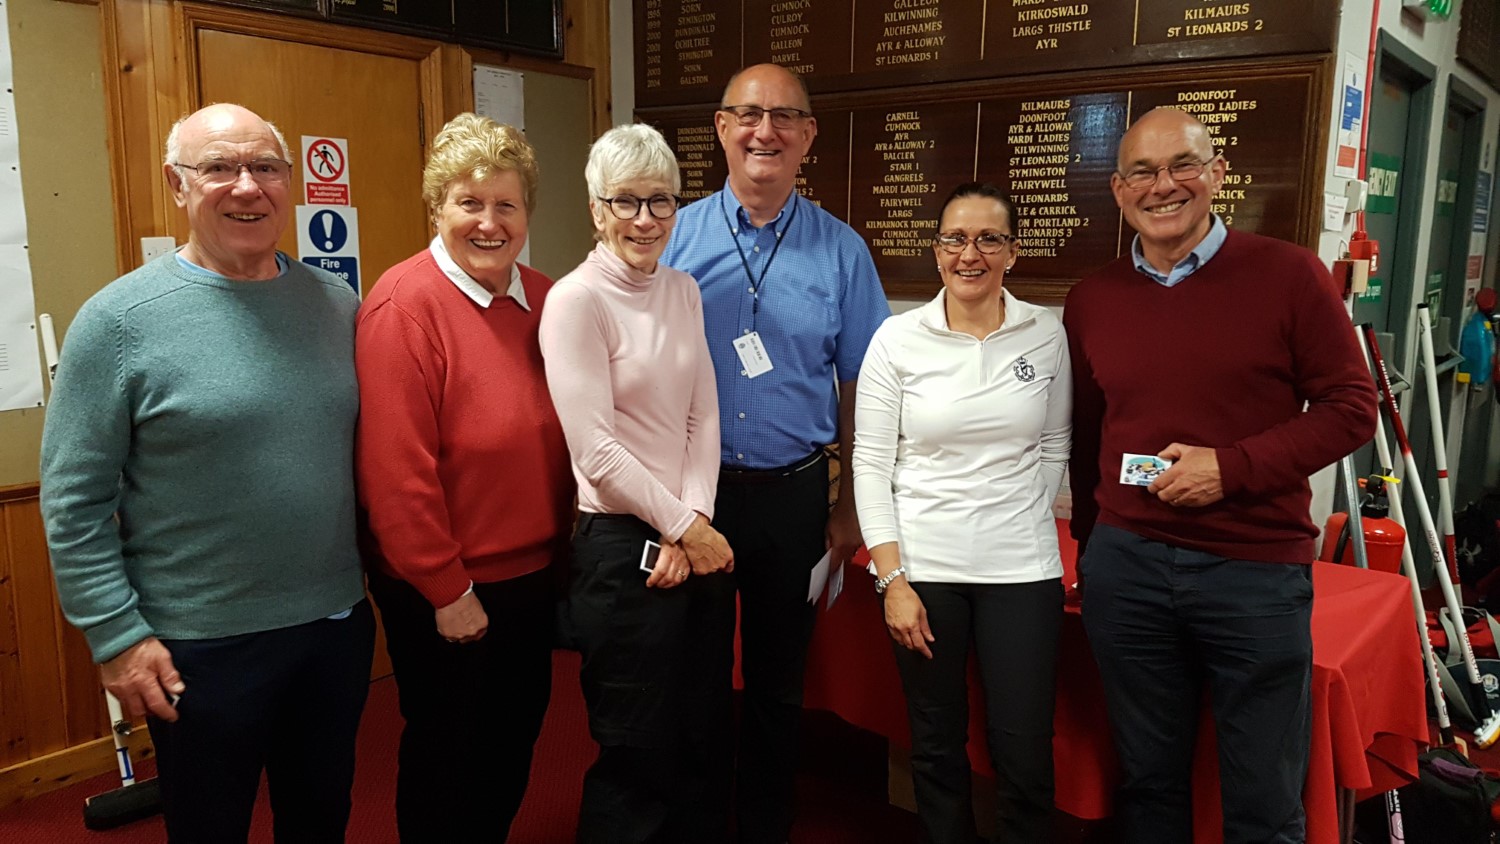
top-left (1403, 0), bottom-right (1453, 20)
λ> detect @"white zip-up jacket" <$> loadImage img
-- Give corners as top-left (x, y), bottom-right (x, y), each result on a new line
top-left (852, 288), bottom-right (1071, 584)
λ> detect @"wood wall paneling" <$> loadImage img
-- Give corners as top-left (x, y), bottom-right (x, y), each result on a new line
top-left (0, 486), bottom-right (110, 781)
top-left (642, 56), bottom-right (1332, 303)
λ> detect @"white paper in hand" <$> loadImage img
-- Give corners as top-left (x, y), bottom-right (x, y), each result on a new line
top-left (807, 550), bottom-right (832, 603)
top-left (825, 559), bottom-right (845, 609)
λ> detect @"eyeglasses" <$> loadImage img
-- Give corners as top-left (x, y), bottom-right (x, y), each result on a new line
top-left (173, 158), bottom-right (293, 186)
top-left (934, 232), bottom-right (1018, 254)
top-left (719, 105), bottom-right (813, 130)
top-left (597, 194), bottom-right (681, 220)
top-left (1117, 155), bottom-right (1220, 191)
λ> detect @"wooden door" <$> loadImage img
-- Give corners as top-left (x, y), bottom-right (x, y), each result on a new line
top-left (196, 30), bottom-right (432, 298)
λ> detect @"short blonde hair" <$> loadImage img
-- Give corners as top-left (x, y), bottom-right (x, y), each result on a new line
top-left (422, 113), bottom-right (538, 214)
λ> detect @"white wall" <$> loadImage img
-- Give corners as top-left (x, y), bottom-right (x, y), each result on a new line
top-left (1308, 2), bottom-right (1500, 529)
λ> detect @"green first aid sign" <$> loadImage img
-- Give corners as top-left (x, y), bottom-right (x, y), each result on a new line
top-left (1368, 153), bottom-right (1401, 215)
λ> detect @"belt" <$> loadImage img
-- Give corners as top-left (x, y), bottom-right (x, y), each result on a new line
top-left (718, 449), bottom-right (828, 485)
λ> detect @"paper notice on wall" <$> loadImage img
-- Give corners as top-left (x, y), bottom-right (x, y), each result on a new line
top-left (1335, 53), bottom-right (1364, 180)
top-left (0, 2), bottom-right (43, 412)
top-left (472, 64), bottom-right (529, 266)
top-left (474, 65), bottom-right (525, 131)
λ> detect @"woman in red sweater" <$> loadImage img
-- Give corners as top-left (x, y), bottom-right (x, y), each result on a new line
top-left (354, 113), bottom-right (575, 842)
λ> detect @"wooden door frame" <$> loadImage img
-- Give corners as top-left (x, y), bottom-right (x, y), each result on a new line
top-left (1371, 30), bottom-right (1437, 374)
top-left (99, 0), bottom-right (599, 277)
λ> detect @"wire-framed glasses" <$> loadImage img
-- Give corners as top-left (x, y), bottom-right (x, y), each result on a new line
top-left (173, 159), bottom-right (293, 186)
top-left (934, 232), bottom-right (1018, 254)
top-left (1117, 155), bottom-right (1220, 191)
top-left (719, 105), bottom-right (813, 130)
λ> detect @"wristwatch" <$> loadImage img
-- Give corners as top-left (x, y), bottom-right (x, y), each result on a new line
top-left (874, 566), bottom-right (906, 595)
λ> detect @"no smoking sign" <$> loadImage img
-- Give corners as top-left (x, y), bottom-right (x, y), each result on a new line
top-left (302, 135), bottom-right (349, 205)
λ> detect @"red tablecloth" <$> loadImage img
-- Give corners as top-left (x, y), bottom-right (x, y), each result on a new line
top-left (801, 525), bottom-right (1429, 844)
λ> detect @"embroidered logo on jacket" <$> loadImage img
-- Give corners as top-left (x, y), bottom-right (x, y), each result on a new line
top-left (1013, 356), bottom-right (1036, 383)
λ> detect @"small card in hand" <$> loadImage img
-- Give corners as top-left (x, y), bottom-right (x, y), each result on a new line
top-left (1120, 453), bottom-right (1172, 486)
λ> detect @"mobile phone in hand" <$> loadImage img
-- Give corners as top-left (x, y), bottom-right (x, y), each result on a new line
top-left (640, 540), bottom-right (661, 573)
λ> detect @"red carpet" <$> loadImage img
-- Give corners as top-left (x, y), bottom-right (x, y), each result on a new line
top-left (0, 650), bottom-right (948, 843)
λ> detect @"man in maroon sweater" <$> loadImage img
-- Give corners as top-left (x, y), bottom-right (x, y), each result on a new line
top-left (1064, 108), bottom-right (1377, 844)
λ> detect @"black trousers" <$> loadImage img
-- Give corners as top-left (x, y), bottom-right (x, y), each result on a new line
top-left (892, 580), bottom-right (1062, 844)
top-left (368, 566), bottom-right (554, 843)
top-left (710, 453), bottom-right (830, 844)
top-left (147, 600), bottom-right (376, 843)
top-left (1079, 523), bottom-right (1313, 844)
top-left (568, 512), bottom-right (733, 844)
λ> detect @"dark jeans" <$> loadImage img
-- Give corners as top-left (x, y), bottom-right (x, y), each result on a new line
top-left (892, 579), bottom-right (1063, 844)
top-left (368, 567), bottom-right (554, 843)
top-left (1079, 523), bottom-right (1313, 844)
top-left (568, 512), bottom-right (732, 844)
top-left (147, 600), bottom-right (376, 843)
top-left (712, 453), bottom-right (830, 844)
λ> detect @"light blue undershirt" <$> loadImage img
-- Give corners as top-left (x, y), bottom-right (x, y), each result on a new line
top-left (1130, 215), bottom-right (1228, 287)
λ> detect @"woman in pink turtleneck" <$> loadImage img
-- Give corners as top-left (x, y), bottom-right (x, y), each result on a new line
top-left (539, 123), bottom-right (734, 844)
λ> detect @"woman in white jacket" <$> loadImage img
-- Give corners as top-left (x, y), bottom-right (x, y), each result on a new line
top-left (853, 181), bottom-right (1071, 844)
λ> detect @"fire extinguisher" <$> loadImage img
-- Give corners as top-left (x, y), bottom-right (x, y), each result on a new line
top-left (1320, 475), bottom-right (1406, 575)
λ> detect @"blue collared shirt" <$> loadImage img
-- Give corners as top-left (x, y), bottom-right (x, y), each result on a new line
top-left (1130, 215), bottom-right (1228, 287)
top-left (663, 184), bottom-right (890, 469)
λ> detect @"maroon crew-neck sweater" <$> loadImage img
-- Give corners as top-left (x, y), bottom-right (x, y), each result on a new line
top-left (1063, 229), bottom-right (1378, 564)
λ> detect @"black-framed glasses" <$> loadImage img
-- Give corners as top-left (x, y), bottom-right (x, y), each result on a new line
top-left (1117, 154), bottom-right (1220, 191)
top-left (934, 232), bottom-right (1018, 254)
top-left (173, 158), bottom-right (293, 186)
top-left (597, 193), bottom-right (681, 220)
top-left (719, 105), bottom-right (813, 130)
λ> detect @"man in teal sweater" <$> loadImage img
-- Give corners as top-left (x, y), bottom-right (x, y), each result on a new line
top-left (40, 103), bottom-right (374, 841)
top-left (1065, 108), bottom-right (1376, 844)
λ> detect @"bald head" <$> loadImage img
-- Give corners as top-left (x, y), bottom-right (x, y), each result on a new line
top-left (721, 64), bottom-right (811, 113)
top-left (1109, 106), bottom-right (1226, 272)
top-left (1116, 107), bottom-right (1215, 173)
top-left (165, 104), bottom-right (290, 169)
top-left (161, 103), bottom-right (294, 280)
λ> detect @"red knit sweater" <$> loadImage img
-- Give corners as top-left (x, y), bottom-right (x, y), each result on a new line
top-left (355, 251), bottom-right (575, 607)
top-left (1063, 230), bottom-right (1377, 564)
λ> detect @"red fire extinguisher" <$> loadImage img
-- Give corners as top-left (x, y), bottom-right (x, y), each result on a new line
top-left (1320, 475), bottom-right (1406, 575)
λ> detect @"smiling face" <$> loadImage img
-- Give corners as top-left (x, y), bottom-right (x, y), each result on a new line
top-left (435, 170), bottom-right (529, 290)
top-left (593, 179), bottom-right (677, 273)
top-left (715, 65), bottom-right (817, 199)
top-left (166, 104), bottom-right (291, 279)
top-left (934, 195), bottom-right (1015, 308)
top-left (1111, 108), bottom-right (1226, 269)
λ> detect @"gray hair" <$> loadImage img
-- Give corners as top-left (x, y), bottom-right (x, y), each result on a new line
top-left (584, 123), bottom-right (680, 200)
top-left (163, 109), bottom-right (292, 170)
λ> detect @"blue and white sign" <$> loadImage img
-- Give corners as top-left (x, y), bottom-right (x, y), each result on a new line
top-left (296, 205), bottom-right (361, 295)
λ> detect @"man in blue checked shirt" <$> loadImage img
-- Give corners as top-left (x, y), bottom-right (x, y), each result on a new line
top-left (662, 63), bottom-right (890, 844)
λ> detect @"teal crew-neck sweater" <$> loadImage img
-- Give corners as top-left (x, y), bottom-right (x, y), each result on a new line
top-left (40, 253), bottom-right (366, 663)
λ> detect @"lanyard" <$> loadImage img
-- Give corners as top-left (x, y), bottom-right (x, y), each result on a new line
top-left (720, 192), bottom-right (798, 318)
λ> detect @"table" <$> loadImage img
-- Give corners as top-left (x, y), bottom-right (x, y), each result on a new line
top-left (800, 527), bottom-right (1429, 844)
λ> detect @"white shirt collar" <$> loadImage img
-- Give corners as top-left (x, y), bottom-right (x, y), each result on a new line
top-left (428, 235), bottom-right (529, 311)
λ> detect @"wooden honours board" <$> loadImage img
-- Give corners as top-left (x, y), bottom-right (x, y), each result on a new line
top-left (641, 61), bottom-right (1328, 302)
top-left (193, 0), bottom-right (563, 57)
top-left (637, 0), bottom-right (1337, 108)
